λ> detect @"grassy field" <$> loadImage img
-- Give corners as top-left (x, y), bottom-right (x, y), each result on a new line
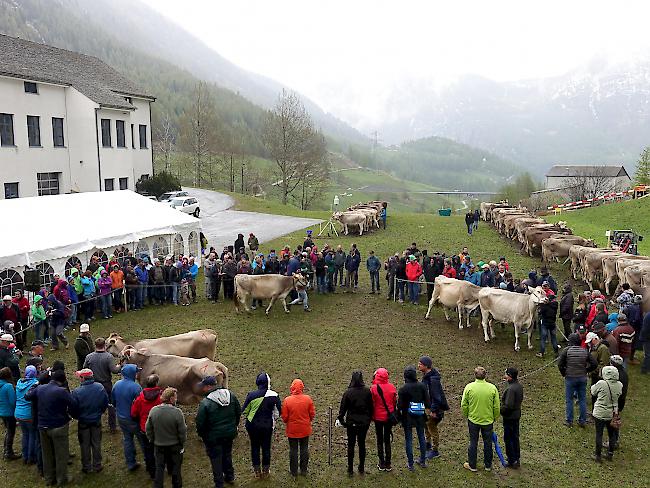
top-left (4, 211), bottom-right (649, 488)
top-left (547, 198), bottom-right (650, 255)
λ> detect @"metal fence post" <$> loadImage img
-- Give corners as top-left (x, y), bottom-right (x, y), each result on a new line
top-left (328, 406), bottom-right (333, 466)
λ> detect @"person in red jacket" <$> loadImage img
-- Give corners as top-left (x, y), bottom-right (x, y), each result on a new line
top-left (370, 368), bottom-right (397, 472)
top-left (405, 255), bottom-right (423, 305)
top-left (131, 374), bottom-right (162, 479)
top-left (442, 260), bottom-right (457, 279)
top-left (612, 313), bottom-right (635, 369)
top-left (281, 379), bottom-right (315, 478)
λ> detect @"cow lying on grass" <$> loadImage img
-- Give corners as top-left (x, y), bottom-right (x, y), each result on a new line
top-left (106, 329), bottom-right (217, 360)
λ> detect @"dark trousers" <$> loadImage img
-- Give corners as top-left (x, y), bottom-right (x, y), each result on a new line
top-left (503, 418), bottom-right (520, 464)
top-left (369, 271), bottom-right (380, 292)
top-left (211, 280), bottom-right (221, 302)
top-left (467, 420), bottom-right (493, 469)
top-left (49, 316), bottom-right (68, 349)
top-left (247, 425), bottom-right (272, 468)
top-left (562, 318), bottom-right (572, 339)
top-left (346, 424), bottom-right (369, 472)
top-left (19, 420), bottom-right (38, 462)
top-left (288, 436), bottom-right (309, 476)
top-left (426, 283), bottom-right (435, 303)
top-left (1, 416), bottom-right (16, 457)
top-left (334, 266), bottom-right (344, 286)
top-left (223, 280), bottom-right (234, 299)
top-left (387, 275), bottom-right (395, 299)
top-left (642, 342), bottom-right (650, 373)
top-left (84, 295), bottom-right (95, 320)
top-left (112, 289), bottom-right (123, 310)
top-left (154, 444), bottom-right (183, 488)
top-left (374, 421), bottom-right (392, 467)
top-left (127, 288), bottom-right (137, 309)
top-left (40, 424), bottom-right (70, 486)
top-left (594, 418), bottom-right (616, 457)
top-left (99, 382), bottom-right (116, 431)
top-left (139, 431), bottom-right (155, 478)
top-left (205, 439), bottom-right (234, 488)
top-left (78, 422), bottom-right (102, 470)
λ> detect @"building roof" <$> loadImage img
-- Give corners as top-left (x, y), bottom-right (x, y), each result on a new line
top-left (545, 165), bottom-right (630, 179)
top-left (0, 34), bottom-right (154, 110)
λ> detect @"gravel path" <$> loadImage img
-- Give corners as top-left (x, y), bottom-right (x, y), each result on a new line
top-left (184, 187), bottom-right (323, 252)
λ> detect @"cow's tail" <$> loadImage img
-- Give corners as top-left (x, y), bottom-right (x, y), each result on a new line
top-left (233, 276), bottom-right (239, 312)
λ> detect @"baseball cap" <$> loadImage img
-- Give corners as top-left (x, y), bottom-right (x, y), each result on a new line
top-left (2, 295), bottom-right (11, 301)
top-left (0, 333), bottom-right (13, 342)
top-left (198, 376), bottom-right (217, 387)
top-left (586, 332), bottom-right (599, 343)
top-left (481, 264), bottom-right (489, 269)
top-left (75, 368), bottom-right (94, 379)
top-left (80, 323), bottom-right (90, 333)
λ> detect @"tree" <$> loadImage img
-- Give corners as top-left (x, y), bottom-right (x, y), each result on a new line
top-left (154, 112), bottom-right (176, 172)
top-left (564, 166), bottom-right (616, 201)
top-left (293, 131), bottom-right (330, 210)
top-left (634, 147), bottom-right (650, 185)
top-left (263, 90), bottom-right (321, 205)
top-left (135, 171), bottom-right (181, 197)
top-left (497, 173), bottom-right (539, 205)
top-left (178, 82), bottom-right (220, 187)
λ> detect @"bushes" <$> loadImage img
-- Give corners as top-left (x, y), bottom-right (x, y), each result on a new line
top-left (135, 171), bottom-right (181, 197)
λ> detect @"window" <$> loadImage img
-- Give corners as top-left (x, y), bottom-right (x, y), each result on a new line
top-left (135, 240), bottom-right (149, 260)
top-left (27, 115), bottom-right (41, 147)
top-left (0, 269), bottom-right (24, 297)
top-left (152, 237), bottom-right (169, 260)
top-left (24, 81), bottom-right (38, 94)
top-left (188, 231), bottom-right (198, 257)
top-left (116, 120), bottom-right (126, 147)
top-left (0, 114), bottom-right (14, 146)
top-left (139, 124), bottom-right (147, 149)
top-left (37, 172), bottom-right (60, 196)
top-left (36, 263), bottom-right (55, 290)
top-left (64, 257), bottom-right (82, 277)
top-left (173, 234), bottom-right (184, 258)
top-left (52, 117), bottom-right (65, 147)
top-left (130, 124), bottom-right (135, 149)
top-left (119, 177), bottom-right (128, 190)
top-left (101, 119), bottom-right (111, 147)
top-left (91, 250), bottom-right (109, 268)
top-left (4, 183), bottom-right (18, 199)
top-left (104, 178), bottom-right (114, 191)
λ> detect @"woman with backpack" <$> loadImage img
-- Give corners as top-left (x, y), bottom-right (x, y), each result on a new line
top-left (370, 368), bottom-right (397, 472)
top-left (337, 371), bottom-right (373, 477)
top-left (398, 365), bottom-right (431, 471)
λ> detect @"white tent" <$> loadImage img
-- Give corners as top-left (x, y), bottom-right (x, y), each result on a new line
top-left (0, 191), bottom-right (201, 294)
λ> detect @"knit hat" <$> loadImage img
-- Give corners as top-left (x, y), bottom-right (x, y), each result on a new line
top-left (505, 367), bottom-right (519, 379)
top-left (610, 355), bottom-right (624, 366)
top-left (419, 355), bottom-right (433, 369)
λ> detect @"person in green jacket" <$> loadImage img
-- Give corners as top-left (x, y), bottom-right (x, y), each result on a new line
top-left (30, 295), bottom-right (47, 342)
top-left (196, 376), bottom-right (241, 488)
top-left (590, 366), bottom-right (622, 463)
top-left (461, 366), bottom-right (500, 472)
top-left (69, 268), bottom-right (84, 297)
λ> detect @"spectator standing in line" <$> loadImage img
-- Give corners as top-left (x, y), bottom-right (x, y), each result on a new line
top-left (405, 255), bottom-right (423, 305)
top-left (537, 287), bottom-right (559, 358)
top-left (0, 366), bottom-right (18, 461)
top-left (30, 295), bottom-right (47, 343)
top-left (26, 369), bottom-right (75, 486)
top-left (0, 334), bottom-right (20, 381)
top-left (0, 296), bottom-right (22, 351)
top-left (221, 256), bottom-right (237, 300)
top-left (110, 264), bottom-right (125, 313)
top-left (71, 368), bottom-right (109, 473)
top-left (12, 291), bottom-right (29, 350)
top-left (196, 376), bottom-right (241, 487)
top-left (337, 371), bottom-right (373, 477)
top-left (379, 205), bottom-right (387, 229)
top-left (558, 333), bottom-right (597, 427)
top-left (418, 356), bottom-right (449, 460)
top-left (334, 246), bottom-right (346, 287)
top-left (398, 365), bottom-right (430, 471)
top-left (461, 366), bottom-right (500, 473)
top-left (594, 322), bottom-right (618, 356)
top-left (590, 365), bottom-right (622, 463)
top-left (536, 266), bottom-right (557, 294)
top-left (281, 379), bottom-right (315, 478)
top-left (588, 331), bottom-right (611, 407)
top-left (384, 253), bottom-right (399, 300)
top-left (188, 257), bottom-right (199, 303)
top-left (15, 365), bottom-right (39, 464)
top-left (83, 337), bottom-right (121, 434)
top-left (500, 367), bottom-right (523, 468)
top-left (612, 314), bottom-right (635, 369)
top-left (97, 269), bottom-right (113, 319)
top-left (248, 233), bottom-right (259, 252)
top-left (314, 252), bottom-right (327, 294)
top-left (345, 247), bottom-right (361, 291)
top-left (146, 388), bottom-right (187, 488)
top-left (641, 311), bottom-right (650, 374)
top-left (366, 251), bottom-right (381, 294)
top-left (560, 283), bottom-right (574, 340)
top-left (134, 261), bottom-right (148, 310)
top-left (113, 364), bottom-right (145, 472)
top-left (131, 374), bottom-right (163, 479)
top-left (369, 367), bottom-right (397, 472)
top-left (204, 253), bottom-right (218, 301)
top-left (74, 323), bottom-right (93, 371)
top-left (423, 256), bottom-right (437, 303)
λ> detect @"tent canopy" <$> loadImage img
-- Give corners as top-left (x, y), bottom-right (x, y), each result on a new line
top-left (0, 191), bottom-right (201, 269)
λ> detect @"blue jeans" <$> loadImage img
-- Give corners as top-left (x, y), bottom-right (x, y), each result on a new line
top-left (408, 282), bottom-right (420, 304)
top-left (404, 422), bottom-right (427, 466)
top-left (317, 275), bottom-right (326, 293)
top-left (369, 271), bottom-right (380, 292)
top-left (67, 303), bottom-right (77, 325)
top-left (118, 417), bottom-right (144, 469)
top-left (565, 377), bottom-right (587, 424)
top-left (539, 323), bottom-right (558, 355)
top-left (467, 420), bottom-right (493, 469)
top-left (136, 283), bottom-right (146, 309)
top-left (100, 293), bottom-right (112, 318)
top-left (642, 342), bottom-right (650, 374)
top-left (290, 290), bottom-right (309, 309)
top-left (33, 320), bottom-right (46, 341)
top-left (20, 420), bottom-right (38, 462)
top-left (467, 224), bottom-right (473, 235)
top-left (397, 280), bottom-right (405, 301)
top-left (171, 283), bottom-right (179, 305)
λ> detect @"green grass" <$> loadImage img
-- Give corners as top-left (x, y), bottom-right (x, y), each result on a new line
top-left (547, 198), bottom-right (650, 255)
top-left (5, 210), bottom-right (648, 488)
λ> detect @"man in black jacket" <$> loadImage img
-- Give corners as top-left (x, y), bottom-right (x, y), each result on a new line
top-left (418, 356), bottom-right (449, 460)
top-left (423, 257), bottom-right (437, 303)
top-left (641, 311), bottom-right (650, 374)
top-left (558, 333), bottom-right (598, 427)
top-left (398, 366), bottom-right (431, 471)
top-left (537, 287), bottom-right (559, 358)
top-left (560, 283), bottom-right (574, 340)
top-left (501, 367), bottom-right (523, 469)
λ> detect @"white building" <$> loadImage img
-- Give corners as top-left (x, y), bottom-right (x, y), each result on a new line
top-left (0, 35), bottom-right (155, 199)
top-left (545, 164), bottom-right (631, 191)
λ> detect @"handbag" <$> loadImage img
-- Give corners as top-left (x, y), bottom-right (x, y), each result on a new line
top-left (606, 382), bottom-right (622, 430)
top-left (376, 384), bottom-right (399, 426)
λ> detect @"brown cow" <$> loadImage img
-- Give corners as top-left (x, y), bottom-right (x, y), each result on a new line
top-left (106, 329), bottom-right (217, 360)
top-left (234, 273), bottom-right (308, 314)
top-left (541, 236), bottom-right (595, 263)
top-left (522, 228), bottom-right (572, 257)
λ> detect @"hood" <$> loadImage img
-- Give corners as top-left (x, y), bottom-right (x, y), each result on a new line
top-left (33, 295), bottom-right (43, 304)
top-left (290, 379), bottom-right (304, 395)
top-left (121, 364), bottom-right (138, 381)
top-left (256, 372), bottom-right (269, 390)
top-left (57, 279), bottom-right (67, 287)
top-left (348, 370), bottom-right (364, 388)
top-left (373, 368), bottom-right (389, 385)
top-left (16, 377), bottom-right (37, 393)
top-left (404, 366), bottom-right (418, 383)
top-left (207, 387), bottom-right (231, 406)
top-left (601, 365), bottom-right (619, 381)
top-left (528, 271), bottom-right (537, 281)
top-left (568, 333), bottom-right (581, 346)
top-left (143, 387), bottom-right (163, 402)
top-left (608, 313), bottom-right (618, 324)
top-left (70, 267), bottom-right (79, 275)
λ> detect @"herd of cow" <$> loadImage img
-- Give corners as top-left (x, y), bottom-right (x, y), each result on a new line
top-left (332, 201), bottom-right (387, 236)
top-left (424, 201), bottom-right (649, 352)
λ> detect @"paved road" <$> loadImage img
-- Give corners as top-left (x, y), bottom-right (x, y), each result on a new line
top-left (184, 187), bottom-right (323, 253)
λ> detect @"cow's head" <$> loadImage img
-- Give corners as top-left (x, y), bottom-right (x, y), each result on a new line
top-left (332, 212), bottom-right (342, 221)
top-left (106, 333), bottom-right (127, 357)
top-left (528, 286), bottom-right (549, 305)
top-left (293, 272), bottom-right (308, 289)
top-left (586, 239), bottom-right (597, 248)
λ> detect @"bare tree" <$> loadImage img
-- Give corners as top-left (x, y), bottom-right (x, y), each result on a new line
top-left (293, 131), bottom-right (330, 210)
top-left (178, 82), bottom-right (219, 187)
top-left (263, 90), bottom-right (318, 205)
top-left (154, 113), bottom-right (176, 172)
top-left (564, 166), bottom-right (617, 201)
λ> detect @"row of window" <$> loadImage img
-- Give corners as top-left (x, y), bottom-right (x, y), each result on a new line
top-left (0, 114), bottom-right (65, 148)
top-left (4, 174), bottom-right (130, 198)
top-left (101, 119), bottom-right (147, 150)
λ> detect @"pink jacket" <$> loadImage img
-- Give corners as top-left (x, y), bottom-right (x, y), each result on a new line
top-left (370, 368), bottom-right (397, 422)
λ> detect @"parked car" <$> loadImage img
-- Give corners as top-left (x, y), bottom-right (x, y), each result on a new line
top-left (159, 190), bottom-right (188, 202)
top-left (169, 196), bottom-right (200, 217)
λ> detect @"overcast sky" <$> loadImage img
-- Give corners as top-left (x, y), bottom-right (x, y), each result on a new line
top-left (142, 0), bottom-right (650, 123)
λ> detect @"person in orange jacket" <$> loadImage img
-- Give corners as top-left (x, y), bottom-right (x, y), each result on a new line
top-left (281, 379), bottom-right (315, 478)
top-left (405, 255), bottom-right (423, 305)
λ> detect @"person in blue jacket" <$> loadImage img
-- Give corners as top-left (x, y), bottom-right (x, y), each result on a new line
top-left (0, 366), bottom-right (18, 460)
top-left (15, 365), bottom-right (39, 463)
top-left (345, 247), bottom-right (361, 290)
top-left (134, 261), bottom-right (149, 310)
top-left (188, 256), bottom-right (199, 303)
top-left (71, 368), bottom-right (109, 473)
top-left (418, 356), bottom-right (449, 460)
top-left (80, 270), bottom-right (97, 321)
top-left (112, 364), bottom-right (144, 472)
top-left (464, 264), bottom-right (481, 286)
top-left (480, 264), bottom-right (495, 287)
top-left (366, 251), bottom-right (382, 294)
top-left (241, 373), bottom-right (282, 479)
top-left (66, 275), bottom-right (79, 326)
